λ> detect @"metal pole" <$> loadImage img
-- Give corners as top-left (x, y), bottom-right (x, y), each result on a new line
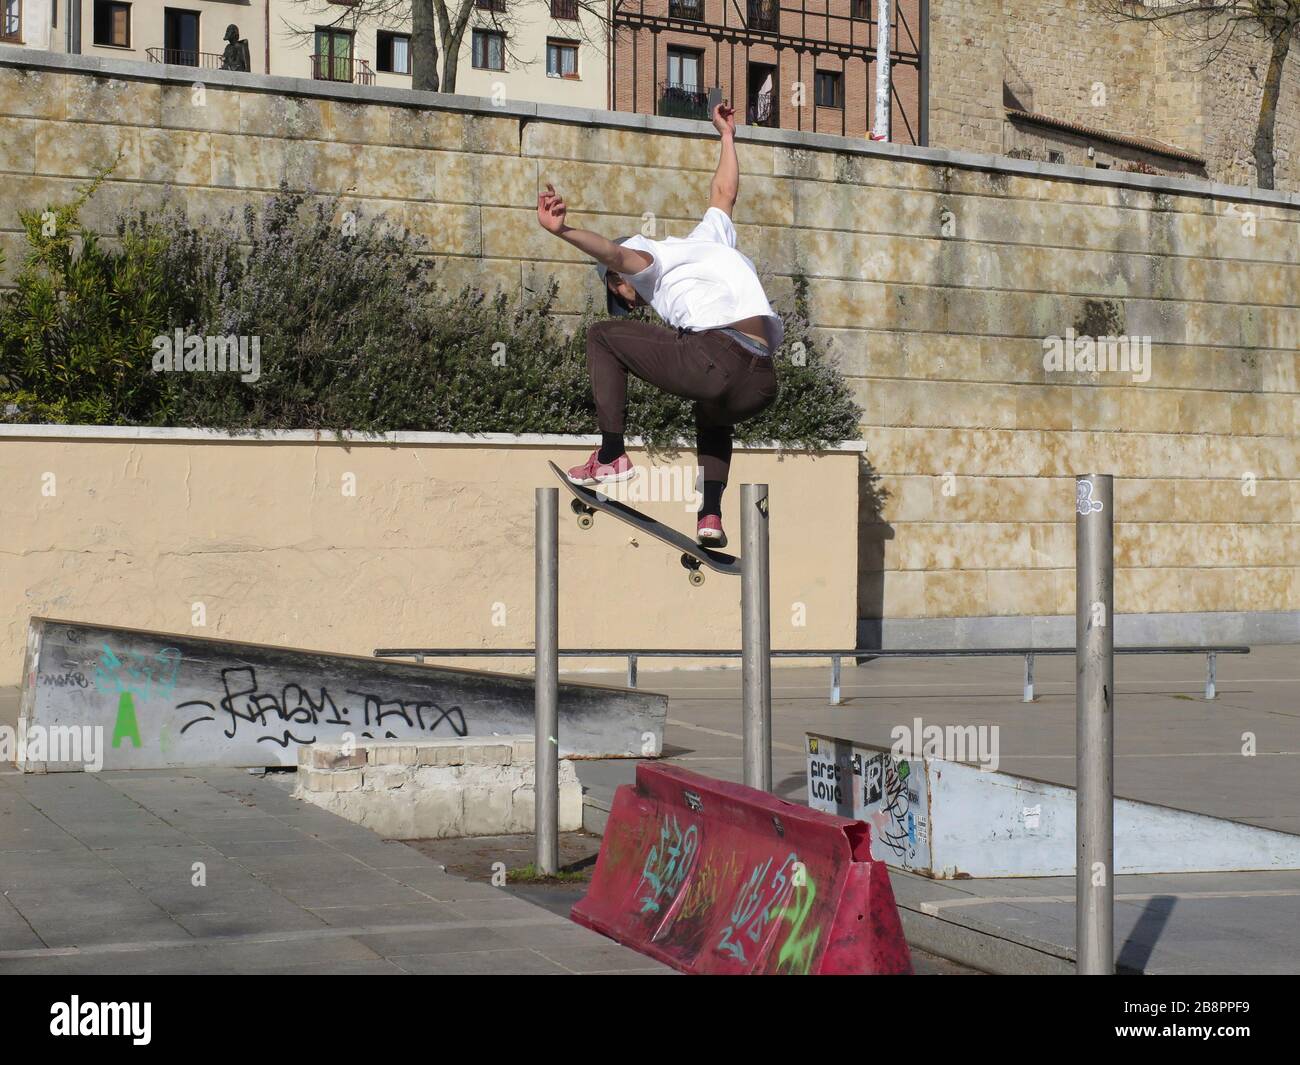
top-left (830, 655), bottom-right (842, 707)
top-left (1023, 652), bottom-right (1035, 703)
top-left (627, 654), bottom-right (638, 689)
top-left (1075, 474), bottom-right (1114, 975)
top-left (741, 484), bottom-right (772, 790)
top-left (1205, 651), bottom-right (1217, 701)
top-left (535, 487), bottom-right (559, 876)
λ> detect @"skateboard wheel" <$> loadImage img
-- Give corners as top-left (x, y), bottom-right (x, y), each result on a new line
top-left (570, 499), bottom-right (588, 516)
top-left (688, 570), bottom-right (705, 587)
top-left (577, 513), bottom-right (594, 530)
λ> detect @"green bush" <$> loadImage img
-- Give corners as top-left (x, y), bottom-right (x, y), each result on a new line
top-left (1, 183), bottom-right (862, 450)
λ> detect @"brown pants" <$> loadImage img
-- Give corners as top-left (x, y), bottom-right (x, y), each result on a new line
top-left (586, 319), bottom-right (779, 484)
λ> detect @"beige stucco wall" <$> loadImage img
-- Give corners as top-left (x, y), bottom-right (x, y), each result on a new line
top-left (0, 51), bottom-right (1296, 652)
top-left (0, 431), bottom-right (861, 686)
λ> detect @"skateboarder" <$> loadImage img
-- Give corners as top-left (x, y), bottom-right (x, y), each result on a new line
top-left (535, 100), bottom-right (781, 549)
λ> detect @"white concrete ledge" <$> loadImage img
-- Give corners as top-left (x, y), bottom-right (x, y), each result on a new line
top-left (0, 424), bottom-right (869, 453)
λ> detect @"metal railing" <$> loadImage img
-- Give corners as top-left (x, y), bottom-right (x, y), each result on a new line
top-left (311, 54), bottom-right (376, 86)
top-left (668, 0), bottom-right (705, 20)
top-left (146, 47), bottom-right (225, 69)
top-left (373, 644), bottom-right (1250, 706)
top-left (658, 80), bottom-right (709, 120)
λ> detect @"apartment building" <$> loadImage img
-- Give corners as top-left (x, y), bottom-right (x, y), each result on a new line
top-left (1, 0), bottom-right (607, 108)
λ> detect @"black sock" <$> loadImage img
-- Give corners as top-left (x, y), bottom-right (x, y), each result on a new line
top-left (598, 433), bottom-right (625, 464)
top-left (700, 480), bottom-right (725, 518)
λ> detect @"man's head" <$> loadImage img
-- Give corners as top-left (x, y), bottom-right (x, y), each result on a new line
top-left (596, 238), bottom-right (645, 317)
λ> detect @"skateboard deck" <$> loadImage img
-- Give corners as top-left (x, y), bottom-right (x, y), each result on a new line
top-left (548, 461), bottom-right (740, 585)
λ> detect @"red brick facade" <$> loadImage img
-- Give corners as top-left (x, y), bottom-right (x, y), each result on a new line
top-left (610, 0), bottom-right (924, 143)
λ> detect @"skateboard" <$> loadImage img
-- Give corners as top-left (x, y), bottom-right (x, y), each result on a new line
top-left (547, 461), bottom-right (740, 586)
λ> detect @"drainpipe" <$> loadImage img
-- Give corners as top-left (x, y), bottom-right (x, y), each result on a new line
top-left (265, 0), bottom-right (270, 74)
top-left (66, 0), bottom-right (80, 53)
top-left (874, 0), bottom-right (890, 140)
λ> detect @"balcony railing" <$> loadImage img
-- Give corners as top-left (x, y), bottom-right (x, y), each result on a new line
top-left (668, 0), bottom-right (704, 21)
top-left (550, 0), bottom-right (579, 18)
top-left (748, 0), bottom-right (778, 31)
top-left (146, 47), bottom-right (225, 69)
top-left (657, 81), bottom-right (709, 121)
top-left (311, 54), bottom-right (376, 86)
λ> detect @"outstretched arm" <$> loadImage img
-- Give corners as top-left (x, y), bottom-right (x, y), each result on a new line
top-left (709, 101), bottom-right (739, 216)
top-left (536, 183), bottom-right (652, 275)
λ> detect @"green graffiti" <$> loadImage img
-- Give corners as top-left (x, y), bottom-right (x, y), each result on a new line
top-left (774, 876), bottom-right (821, 975)
top-left (897, 759), bottom-right (910, 780)
top-left (112, 691), bottom-right (142, 749)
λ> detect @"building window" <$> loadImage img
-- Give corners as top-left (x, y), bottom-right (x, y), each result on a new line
top-left (475, 0), bottom-right (506, 11)
top-left (668, 0), bottom-right (703, 20)
top-left (1047, 150), bottom-right (1064, 164)
top-left (93, 0), bottom-right (131, 47)
top-left (660, 47), bottom-right (706, 120)
top-left (546, 39), bottom-right (578, 78)
top-left (313, 27), bottom-right (355, 81)
top-left (550, 0), bottom-right (578, 18)
top-left (814, 70), bottom-right (842, 109)
top-left (748, 0), bottom-right (776, 32)
top-left (377, 31), bottom-right (411, 74)
top-left (850, 0), bottom-right (869, 19)
top-left (472, 29), bottom-right (505, 71)
top-left (2, 0), bottom-right (21, 42)
top-left (162, 8), bottom-right (200, 66)
top-left (666, 46), bottom-right (702, 91)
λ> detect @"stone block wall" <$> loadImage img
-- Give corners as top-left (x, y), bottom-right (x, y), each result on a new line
top-left (295, 737), bottom-right (583, 840)
top-left (0, 48), bottom-right (1296, 646)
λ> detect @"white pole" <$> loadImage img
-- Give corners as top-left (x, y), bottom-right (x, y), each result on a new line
top-left (875, 0), bottom-right (891, 140)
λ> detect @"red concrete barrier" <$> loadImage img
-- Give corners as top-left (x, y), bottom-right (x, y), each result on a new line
top-left (571, 763), bottom-right (912, 974)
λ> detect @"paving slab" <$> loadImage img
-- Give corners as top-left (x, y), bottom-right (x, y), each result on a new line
top-left (0, 764), bottom-right (670, 975)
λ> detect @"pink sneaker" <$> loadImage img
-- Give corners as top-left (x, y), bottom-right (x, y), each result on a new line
top-left (697, 514), bottom-right (727, 549)
top-left (566, 449), bottom-right (635, 487)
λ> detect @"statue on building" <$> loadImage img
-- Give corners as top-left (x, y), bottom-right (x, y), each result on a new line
top-left (220, 25), bottom-right (251, 73)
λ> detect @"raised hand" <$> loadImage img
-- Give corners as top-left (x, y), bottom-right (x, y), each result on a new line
top-left (537, 182), bottom-right (568, 234)
top-left (711, 100), bottom-right (737, 137)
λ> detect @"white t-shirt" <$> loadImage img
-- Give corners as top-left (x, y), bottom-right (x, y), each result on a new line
top-left (621, 208), bottom-right (784, 350)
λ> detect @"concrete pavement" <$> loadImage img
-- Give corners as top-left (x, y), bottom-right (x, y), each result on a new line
top-left (0, 766), bottom-right (671, 975)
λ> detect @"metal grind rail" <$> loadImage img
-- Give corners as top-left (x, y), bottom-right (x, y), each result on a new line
top-left (373, 644), bottom-right (1249, 705)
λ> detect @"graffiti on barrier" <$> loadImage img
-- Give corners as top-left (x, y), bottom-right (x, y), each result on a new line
top-left (636, 814), bottom-right (699, 915)
top-left (772, 870), bottom-right (822, 975)
top-left (677, 850), bottom-right (741, 921)
top-left (868, 756), bottom-right (918, 860)
top-left (88, 642), bottom-right (182, 750)
top-left (716, 851), bottom-right (799, 963)
top-left (94, 643), bottom-right (182, 704)
top-left (177, 666), bottom-right (470, 748)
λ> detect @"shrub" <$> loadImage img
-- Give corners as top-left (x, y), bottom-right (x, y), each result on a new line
top-left (1, 183), bottom-right (862, 451)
